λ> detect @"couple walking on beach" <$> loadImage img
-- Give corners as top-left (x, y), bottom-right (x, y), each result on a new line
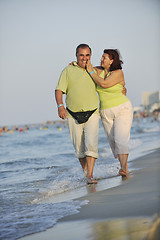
top-left (55, 44), bottom-right (133, 184)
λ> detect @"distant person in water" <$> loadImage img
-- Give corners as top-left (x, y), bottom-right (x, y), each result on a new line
top-left (0, 127), bottom-right (3, 136)
top-left (86, 49), bottom-right (133, 176)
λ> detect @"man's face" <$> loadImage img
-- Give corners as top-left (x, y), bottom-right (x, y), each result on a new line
top-left (76, 47), bottom-right (91, 69)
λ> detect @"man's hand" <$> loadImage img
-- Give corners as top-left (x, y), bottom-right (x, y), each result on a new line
top-left (55, 90), bottom-right (67, 120)
top-left (69, 61), bottom-right (76, 66)
top-left (58, 106), bottom-right (67, 120)
top-left (122, 86), bottom-right (127, 96)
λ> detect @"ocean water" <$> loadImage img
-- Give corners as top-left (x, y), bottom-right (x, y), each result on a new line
top-left (0, 117), bottom-right (160, 240)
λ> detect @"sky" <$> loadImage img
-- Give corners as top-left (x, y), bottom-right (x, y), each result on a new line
top-left (0, 0), bottom-right (160, 126)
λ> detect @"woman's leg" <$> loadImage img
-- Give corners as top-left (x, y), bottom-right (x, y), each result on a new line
top-left (114, 102), bottom-right (133, 175)
top-left (100, 109), bottom-right (117, 158)
top-left (101, 102), bottom-right (133, 176)
top-left (79, 157), bottom-right (87, 173)
top-left (118, 154), bottom-right (129, 175)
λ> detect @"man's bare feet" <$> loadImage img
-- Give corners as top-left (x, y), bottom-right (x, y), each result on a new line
top-left (87, 178), bottom-right (98, 184)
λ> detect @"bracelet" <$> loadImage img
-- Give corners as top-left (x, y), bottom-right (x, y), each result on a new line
top-left (89, 71), bottom-right (94, 75)
top-left (57, 104), bottom-right (64, 108)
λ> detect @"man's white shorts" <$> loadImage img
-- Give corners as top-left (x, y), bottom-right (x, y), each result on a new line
top-left (68, 113), bottom-right (100, 159)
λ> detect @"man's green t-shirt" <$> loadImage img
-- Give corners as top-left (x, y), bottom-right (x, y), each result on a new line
top-left (56, 64), bottom-right (99, 114)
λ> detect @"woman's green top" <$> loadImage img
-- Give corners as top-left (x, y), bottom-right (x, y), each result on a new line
top-left (96, 71), bottom-right (129, 110)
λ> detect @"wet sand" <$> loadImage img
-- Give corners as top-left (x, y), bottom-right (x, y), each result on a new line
top-left (19, 148), bottom-right (160, 240)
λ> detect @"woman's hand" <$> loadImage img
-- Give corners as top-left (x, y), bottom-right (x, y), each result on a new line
top-left (86, 60), bottom-right (94, 73)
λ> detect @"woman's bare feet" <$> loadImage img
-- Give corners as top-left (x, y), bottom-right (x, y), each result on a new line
top-left (119, 168), bottom-right (127, 176)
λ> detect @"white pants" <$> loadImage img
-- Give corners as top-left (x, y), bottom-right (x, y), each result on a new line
top-left (100, 101), bottom-right (133, 158)
top-left (68, 113), bottom-right (100, 159)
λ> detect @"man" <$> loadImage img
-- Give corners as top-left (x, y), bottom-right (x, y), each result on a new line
top-left (55, 44), bottom-right (99, 184)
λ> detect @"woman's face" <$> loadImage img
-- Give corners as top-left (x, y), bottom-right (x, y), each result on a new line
top-left (101, 53), bottom-right (113, 69)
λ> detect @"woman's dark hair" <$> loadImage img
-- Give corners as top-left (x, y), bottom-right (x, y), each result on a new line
top-left (103, 49), bottom-right (123, 71)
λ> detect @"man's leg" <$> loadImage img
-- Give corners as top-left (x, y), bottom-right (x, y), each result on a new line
top-left (84, 114), bottom-right (99, 184)
top-left (68, 115), bottom-right (99, 183)
top-left (79, 156), bottom-right (97, 183)
top-left (68, 117), bottom-right (86, 175)
top-left (79, 157), bottom-right (87, 173)
top-left (86, 156), bottom-right (97, 183)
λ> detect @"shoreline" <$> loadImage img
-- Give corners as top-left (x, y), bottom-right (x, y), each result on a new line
top-left (19, 148), bottom-right (160, 240)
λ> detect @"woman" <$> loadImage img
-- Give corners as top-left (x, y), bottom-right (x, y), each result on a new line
top-left (86, 49), bottom-right (133, 176)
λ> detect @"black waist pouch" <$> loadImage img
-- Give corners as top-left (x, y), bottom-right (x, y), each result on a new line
top-left (66, 107), bottom-right (97, 124)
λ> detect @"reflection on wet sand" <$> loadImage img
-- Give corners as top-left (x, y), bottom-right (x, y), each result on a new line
top-left (91, 216), bottom-right (160, 240)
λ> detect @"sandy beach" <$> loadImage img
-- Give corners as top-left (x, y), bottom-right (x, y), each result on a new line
top-left (19, 148), bottom-right (160, 240)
